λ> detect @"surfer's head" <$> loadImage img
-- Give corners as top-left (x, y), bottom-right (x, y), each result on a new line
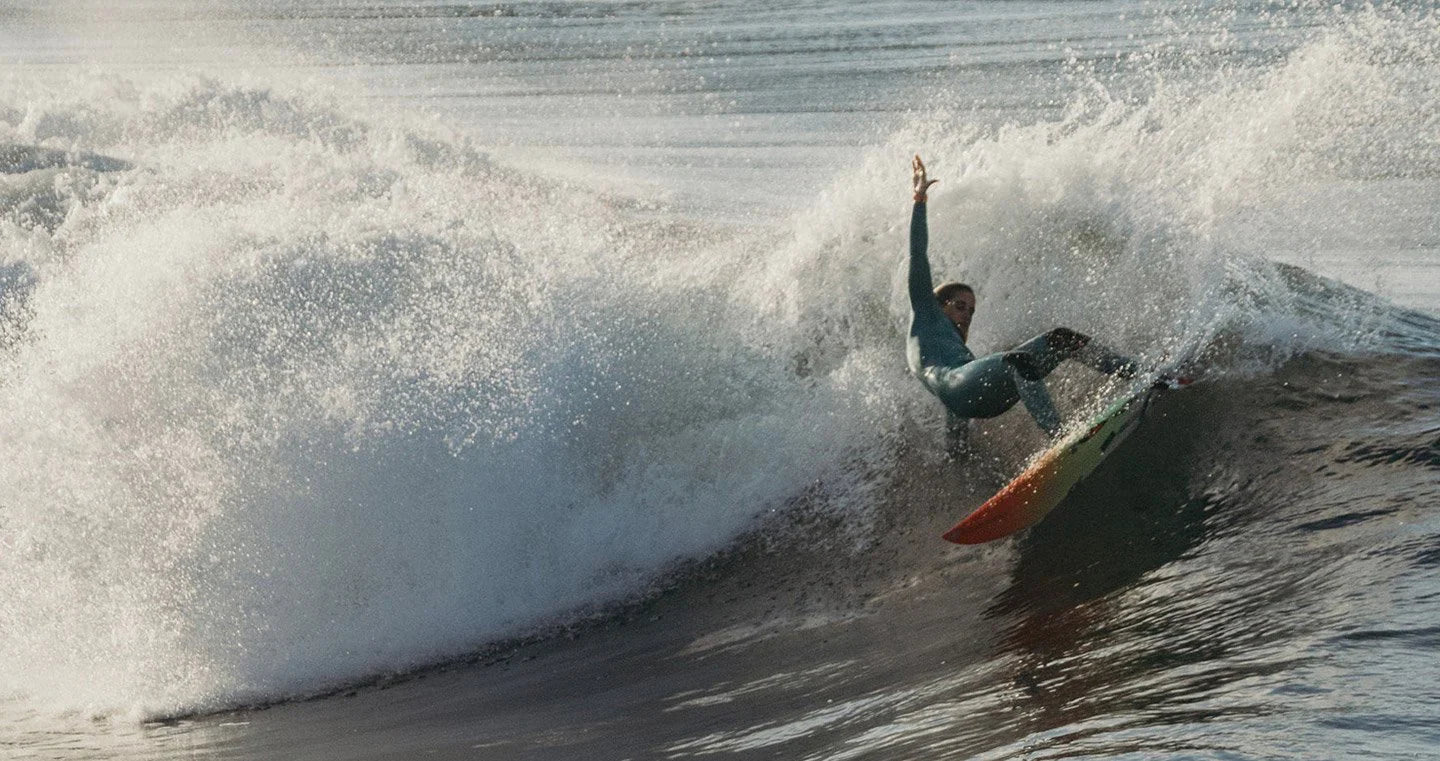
top-left (935, 282), bottom-right (975, 340)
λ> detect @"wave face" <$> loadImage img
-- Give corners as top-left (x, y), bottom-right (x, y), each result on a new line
top-left (1, 2), bottom-right (1438, 756)
top-left (0, 81), bottom-right (906, 716)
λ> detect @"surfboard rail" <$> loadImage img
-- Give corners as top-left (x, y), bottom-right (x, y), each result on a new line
top-left (942, 388), bottom-right (1158, 544)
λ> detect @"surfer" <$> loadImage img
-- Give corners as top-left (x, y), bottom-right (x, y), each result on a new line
top-left (906, 155), bottom-right (1138, 442)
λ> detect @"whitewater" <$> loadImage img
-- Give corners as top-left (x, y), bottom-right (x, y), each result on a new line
top-left (2, 1), bottom-right (1438, 759)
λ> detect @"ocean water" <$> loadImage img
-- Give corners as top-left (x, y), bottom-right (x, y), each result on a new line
top-left (1, 1), bottom-right (1438, 759)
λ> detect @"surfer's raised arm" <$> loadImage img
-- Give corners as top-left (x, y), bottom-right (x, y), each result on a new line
top-left (908, 155), bottom-right (941, 310)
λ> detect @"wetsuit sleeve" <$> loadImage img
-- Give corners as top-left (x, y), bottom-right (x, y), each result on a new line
top-left (905, 199), bottom-right (973, 376)
top-left (908, 202), bottom-right (936, 312)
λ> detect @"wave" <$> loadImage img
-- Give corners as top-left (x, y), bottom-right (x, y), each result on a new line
top-left (0, 77), bottom-right (901, 717)
top-left (0, 6), bottom-right (1435, 721)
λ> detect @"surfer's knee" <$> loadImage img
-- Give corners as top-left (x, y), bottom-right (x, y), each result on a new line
top-left (1002, 351), bottom-right (1043, 382)
top-left (1046, 327), bottom-right (1091, 354)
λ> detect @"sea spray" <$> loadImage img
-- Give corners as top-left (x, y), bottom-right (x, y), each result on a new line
top-left (748, 6), bottom-right (1437, 395)
top-left (0, 79), bottom-right (900, 716)
top-left (0, 4), bottom-right (1434, 721)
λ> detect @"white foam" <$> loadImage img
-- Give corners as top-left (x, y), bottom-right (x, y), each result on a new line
top-left (0, 78), bottom-right (908, 717)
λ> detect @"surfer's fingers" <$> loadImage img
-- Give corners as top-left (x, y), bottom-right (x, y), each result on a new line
top-left (915, 155), bottom-right (934, 181)
top-left (913, 156), bottom-right (940, 192)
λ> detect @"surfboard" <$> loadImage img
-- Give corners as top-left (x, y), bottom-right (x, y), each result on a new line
top-left (942, 380), bottom-right (1182, 545)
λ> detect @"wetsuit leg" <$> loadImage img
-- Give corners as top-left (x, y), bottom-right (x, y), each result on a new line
top-left (1076, 341), bottom-right (1138, 377)
top-left (926, 350), bottom-right (1060, 436)
top-left (1005, 327), bottom-right (1137, 380)
top-left (1011, 368), bottom-right (1063, 436)
top-left (1000, 327), bottom-right (1138, 436)
top-left (923, 355), bottom-right (1019, 419)
top-left (944, 411), bottom-right (968, 459)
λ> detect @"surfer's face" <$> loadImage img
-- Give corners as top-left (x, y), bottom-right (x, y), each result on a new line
top-left (942, 290), bottom-right (976, 338)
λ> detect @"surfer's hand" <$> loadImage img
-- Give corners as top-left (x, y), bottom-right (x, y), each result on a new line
top-left (912, 155), bottom-right (938, 201)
